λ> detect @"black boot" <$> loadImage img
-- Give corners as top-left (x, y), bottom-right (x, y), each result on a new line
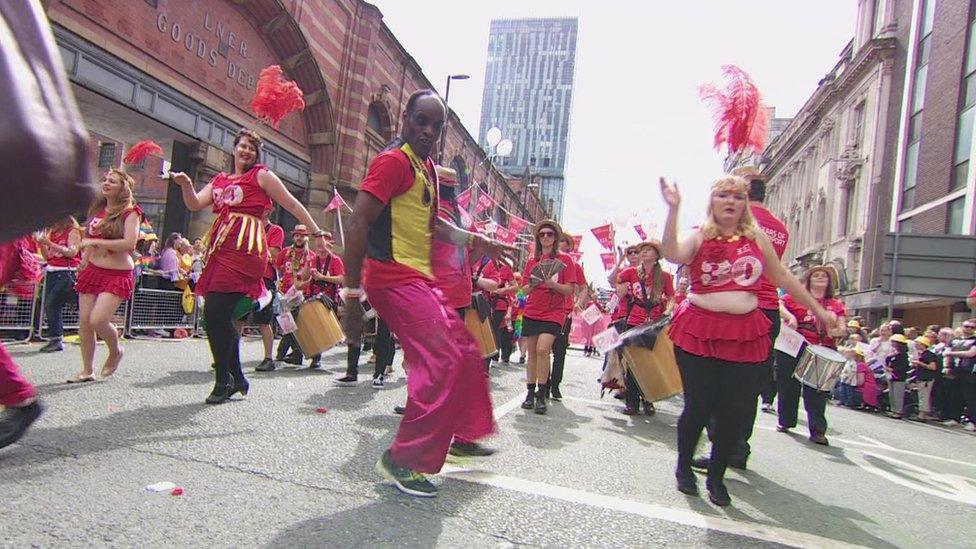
top-left (706, 477), bottom-right (731, 507)
top-left (521, 384), bottom-right (536, 409)
top-left (675, 467), bottom-right (699, 495)
top-left (205, 383), bottom-right (232, 404)
top-left (0, 400), bottom-right (44, 449)
top-left (534, 384), bottom-right (548, 415)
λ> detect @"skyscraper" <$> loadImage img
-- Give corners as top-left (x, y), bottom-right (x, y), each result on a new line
top-left (479, 17), bottom-right (578, 221)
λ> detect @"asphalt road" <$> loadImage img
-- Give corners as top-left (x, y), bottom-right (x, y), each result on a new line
top-left (1, 337), bottom-right (973, 548)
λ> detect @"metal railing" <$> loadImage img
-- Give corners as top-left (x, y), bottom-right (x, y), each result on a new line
top-left (0, 285), bottom-right (38, 343)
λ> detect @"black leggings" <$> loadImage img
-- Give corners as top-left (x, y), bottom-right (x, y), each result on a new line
top-left (675, 347), bottom-right (763, 480)
top-left (550, 317), bottom-right (573, 390)
top-left (205, 292), bottom-right (246, 388)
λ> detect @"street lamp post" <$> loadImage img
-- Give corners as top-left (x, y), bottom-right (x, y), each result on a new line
top-left (439, 73), bottom-right (469, 163)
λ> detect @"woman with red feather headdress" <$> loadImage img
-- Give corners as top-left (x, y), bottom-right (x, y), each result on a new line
top-left (169, 129), bottom-right (329, 404)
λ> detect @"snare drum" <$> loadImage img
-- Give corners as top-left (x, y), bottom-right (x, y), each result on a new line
top-left (464, 308), bottom-right (498, 359)
top-left (294, 299), bottom-right (345, 356)
top-left (620, 317), bottom-right (682, 402)
top-left (793, 344), bottom-right (846, 391)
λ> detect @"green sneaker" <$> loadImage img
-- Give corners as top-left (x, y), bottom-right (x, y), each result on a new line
top-left (375, 450), bottom-right (437, 497)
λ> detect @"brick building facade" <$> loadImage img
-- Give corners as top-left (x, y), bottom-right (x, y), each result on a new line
top-left (44, 0), bottom-right (545, 245)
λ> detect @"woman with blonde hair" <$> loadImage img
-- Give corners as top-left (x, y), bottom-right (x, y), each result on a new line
top-left (660, 174), bottom-right (839, 506)
top-left (70, 169), bottom-right (142, 382)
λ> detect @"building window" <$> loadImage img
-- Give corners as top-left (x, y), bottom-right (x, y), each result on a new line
top-left (899, 218), bottom-right (913, 233)
top-left (97, 142), bottom-right (117, 169)
top-left (952, 5), bottom-right (976, 190)
top-left (948, 197), bottom-right (966, 234)
top-left (901, 0), bottom-right (933, 212)
top-left (850, 102), bottom-right (866, 149)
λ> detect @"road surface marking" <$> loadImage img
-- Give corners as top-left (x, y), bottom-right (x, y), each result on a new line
top-left (846, 451), bottom-right (976, 506)
top-left (440, 464), bottom-right (868, 549)
top-left (494, 392), bottom-right (528, 420)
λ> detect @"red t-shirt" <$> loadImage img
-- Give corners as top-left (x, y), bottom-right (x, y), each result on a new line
top-left (750, 204), bottom-right (789, 310)
top-left (359, 149), bottom-right (437, 289)
top-left (310, 252), bottom-right (344, 301)
top-left (275, 245), bottom-right (314, 293)
top-left (782, 293), bottom-right (846, 348)
top-left (481, 260), bottom-right (515, 311)
top-left (564, 261), bottom-right (586, 313)
top-left (521, 251), bottom-right (579, 324)
top-left (45, 226), bottom-right (81, 268)
top-left (618, 266), bottom-right (674, 326)
top-left (263, 223), bottom-right (284, 281)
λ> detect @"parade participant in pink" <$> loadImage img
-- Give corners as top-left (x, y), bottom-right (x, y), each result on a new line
top-left (660, 175), bottom-right (839, 507)
top-left (341, 90), bottom-right (509, 498)
top-left (483, 258), bottom-right (516, 363)
top-left (71, 169), bottom-right (142, 383)
top-left (520, 220), bottom-right (579, 414)
top-left (171, 129), bottom-right (328, 404)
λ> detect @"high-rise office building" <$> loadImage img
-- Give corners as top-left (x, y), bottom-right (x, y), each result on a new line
top-left (479, 17), bottom-right (578, 221)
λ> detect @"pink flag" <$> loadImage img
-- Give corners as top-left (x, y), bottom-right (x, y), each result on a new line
top-left (600, 252), bottom-right (615, 270)
top-left (457, 188), bottom-right (472, 209)
top-left (323, 189), bottom-right (348, 213)
top-left (509, 216), bottom-right (530, 233)
top-left (572, 235), bottom-right (583, 251)
top-left (634, 224), bottom-right (647, 240)
top-left (591, 223), bottom-right (615, 251)
top-left (475, 192), bottom-right (494, 214)
top-left (495, 225), bottom-right (517, 245)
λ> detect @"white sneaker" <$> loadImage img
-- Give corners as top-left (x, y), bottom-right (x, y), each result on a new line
top-left (964, 422), bottom-right (976, 432)
top-left (372, 375), bottom-right (385, 389)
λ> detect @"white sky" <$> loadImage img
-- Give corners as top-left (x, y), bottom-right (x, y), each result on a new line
top-left (370, 0), bottom-right (858, 286)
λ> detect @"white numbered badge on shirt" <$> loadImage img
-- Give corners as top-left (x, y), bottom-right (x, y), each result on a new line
top-left (277, 311), bottom-right (298, 334)
top-left (593, 326), bottom-right (623, 354)
top-left (774, 323), bottom-right (805, 358)
top-left (581, 303), bottom-right (603, 326)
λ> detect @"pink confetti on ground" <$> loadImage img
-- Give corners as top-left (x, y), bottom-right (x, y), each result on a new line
top-left (315, 407), bottom-right (328, 414)
top-left (170, 487), bottom-right (184, 496)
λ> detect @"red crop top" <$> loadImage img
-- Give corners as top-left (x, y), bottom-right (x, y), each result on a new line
top-left (86, 206), bottom-right (142, 240)
top-left (688, 235), bottom-right (764, 295)
top-left (210, 164), bottom-right (272, 217)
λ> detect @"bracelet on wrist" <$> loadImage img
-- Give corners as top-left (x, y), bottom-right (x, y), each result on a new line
top-left (340, 287), bottom-right (364, 301)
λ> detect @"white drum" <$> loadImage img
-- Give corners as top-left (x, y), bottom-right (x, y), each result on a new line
top-left (793, 344), bottom-right (846, 391)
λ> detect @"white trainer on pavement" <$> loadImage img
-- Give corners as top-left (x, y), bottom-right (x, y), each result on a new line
top-left (372, 375), bottom-right (385, 389)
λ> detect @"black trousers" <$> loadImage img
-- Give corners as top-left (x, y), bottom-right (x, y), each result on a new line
top-left (675, 347), bottom-right (763, 481)
top-left (205, 292), bottom-right (246, 389)
top-left (550, 317), bottom-right (573, 391)
top-left (776, 346), bottom-right (829, 435)
top-left (490, 309), bottom-right (513, 362)
top-left (357, 317), bottom-right (395, 379)
top-left (704, 308), bottom-right (779, 462)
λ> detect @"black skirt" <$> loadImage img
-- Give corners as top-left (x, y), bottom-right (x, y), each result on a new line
top-left (522, 317), bottom-right (563, 337)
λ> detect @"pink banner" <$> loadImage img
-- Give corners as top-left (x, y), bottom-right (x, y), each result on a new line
top-left (495, 225), bottom-right (517, 245)
top-left (457, 188), bottom-right (472, 209)
top-left (572, 235), bottom-right (583, 250)
top-left (600, 252), bottom-right (615, 270)
top-left (509, 216), bottom-right (530, 234)
top-left (634, 224), bottom-right (647, 240)
top-left (475, 192), bottom-right (494, 214)
top-left (591, 223), bottom-right (615, 251)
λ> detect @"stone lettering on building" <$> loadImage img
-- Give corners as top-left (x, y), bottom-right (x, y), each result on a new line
top-left (154, 9), bottom-right (255, 91)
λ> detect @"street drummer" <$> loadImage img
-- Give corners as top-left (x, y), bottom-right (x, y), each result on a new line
top-left (519, 219), bottom-right (579, 415)
top-left (615, 240), bottom-right (673, 416)
top-left (659, 175), bottom-right (839, 507)
top-left (775, 265), bottom-right (847, 445)
top-left (549, 232), bottom-right (587, 401)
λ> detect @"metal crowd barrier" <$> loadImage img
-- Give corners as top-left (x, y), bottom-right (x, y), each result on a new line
top-left (0, 285), bottom-right (39, 343)
top-left (125, 279), bottom-right (197, 338)
top-left (36, 271), bottom-right (127, 340)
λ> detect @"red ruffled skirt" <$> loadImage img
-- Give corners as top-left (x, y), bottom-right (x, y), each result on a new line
top-left (195, 248), bottom-right (265, 299)
top-left (668, 301), bottom-right (771, 363)
top-left (75, 264), bottom-right (134, 300)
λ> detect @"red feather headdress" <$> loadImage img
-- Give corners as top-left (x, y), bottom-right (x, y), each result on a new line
top-left (699, 65), bottom-right (770, 156)
top-left (251, 65), bottom-right (306, 128)
top-left (123, 140), bottom-right (163, 165)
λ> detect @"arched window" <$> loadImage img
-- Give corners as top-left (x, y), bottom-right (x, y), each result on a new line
top-left (815, 196), bottom-right (827, 244)
top-left (367, 105), bottom-right (384, 136)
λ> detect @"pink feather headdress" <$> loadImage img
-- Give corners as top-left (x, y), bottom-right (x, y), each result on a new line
top-left (123, 140), bottom-right (163, 165)
top-left (699, 65), bottom-right (770, 156)
top-left (251, 65), bottom-right (305, 128)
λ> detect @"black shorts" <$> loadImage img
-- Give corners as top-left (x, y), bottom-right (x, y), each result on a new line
top-left (521, 317), bottom-right (562, 337)
top-left (248, 278), bottom-right (276, 325)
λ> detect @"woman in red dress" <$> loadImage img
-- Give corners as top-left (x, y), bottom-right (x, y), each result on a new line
top-left (171, 129), bottom-right (328, 404)
top-left (615, 240), bottom-right (674, 415)
top-left (776, 265), bottom-right (847, 444)
top-left (660, 175), bottom-right (839, 507)
top-left (519, 220), bottom-right (578, 414)
top-left (72, 169), bottom-right (142, 383)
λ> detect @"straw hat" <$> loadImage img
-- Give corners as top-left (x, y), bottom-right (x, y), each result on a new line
top-left (914, 336), bottom-right (932, 348)
top-left (534, 218), bottom-right (562, 237)
top-left (890, 333), bottom-right (909, 344)
top-left (291, 224), bottom-right (308, 236)
top-left (730, 165), bottom-right (763, 180)
top-left (847, 320), bottom-right (861, 329)
top-left (804, 264), bottom-right (839, 289)
top-left (634, 239), bottom-right (663, 257)
top-left (435, 165), bottom-right (458, 187)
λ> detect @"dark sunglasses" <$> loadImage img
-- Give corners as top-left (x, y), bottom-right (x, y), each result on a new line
top-left (964, 325), bottom-right (975, 329)
top-left (538, 231), bottom-right (556, 237)
top-left (627, 250), bottom-right (638, 255)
